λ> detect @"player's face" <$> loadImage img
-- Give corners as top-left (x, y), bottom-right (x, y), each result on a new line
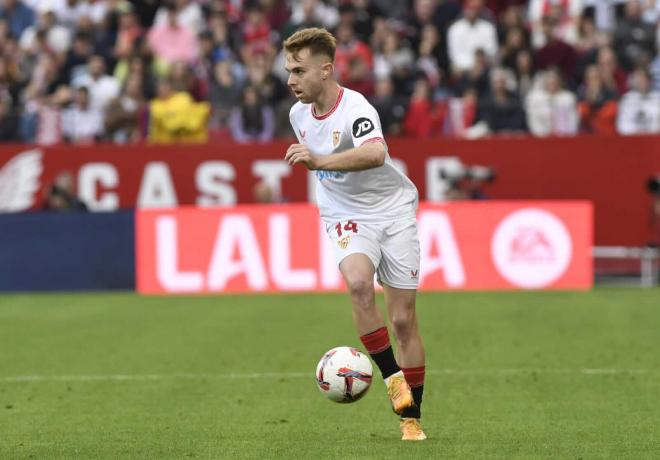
top-left (285, 49), bottom-right (330, 104)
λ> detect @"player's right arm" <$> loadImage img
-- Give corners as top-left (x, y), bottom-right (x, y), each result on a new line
top-left (285, 141), bottom-right (385, 171)
top-left (286, 98), bottom-right (387, 171)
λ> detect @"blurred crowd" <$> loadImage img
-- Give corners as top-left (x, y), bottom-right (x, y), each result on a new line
top-left (0, 0), bottom-right (659, 145)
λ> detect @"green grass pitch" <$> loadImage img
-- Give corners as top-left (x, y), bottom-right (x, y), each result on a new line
top-left (1, 289), bottom-right (660, 459)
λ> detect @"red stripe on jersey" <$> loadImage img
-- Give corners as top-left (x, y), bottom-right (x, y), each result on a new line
top-left (360, 137), bottom-right (384, 146)
top-left (312, 87), bottom-right (344, 120)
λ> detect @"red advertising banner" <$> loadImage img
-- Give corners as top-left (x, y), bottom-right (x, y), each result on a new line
top-left (1, 135), bottom-right (656, 245)
top-left (136, 201), bottom-right (592, 294)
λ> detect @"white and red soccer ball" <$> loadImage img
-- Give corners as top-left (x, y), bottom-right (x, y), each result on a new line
top-left (315, 346), bottom-right (373, 403)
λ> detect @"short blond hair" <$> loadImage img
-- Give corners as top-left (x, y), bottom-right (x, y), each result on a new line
top-left (283, 28), bottom-right (336, 62)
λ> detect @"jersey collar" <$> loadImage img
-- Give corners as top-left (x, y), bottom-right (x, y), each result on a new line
top-left (311, 86), bottom-right (344, 120)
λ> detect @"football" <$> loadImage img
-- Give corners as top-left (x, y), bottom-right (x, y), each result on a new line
top-left (315, 346), bottom-right (373, 403)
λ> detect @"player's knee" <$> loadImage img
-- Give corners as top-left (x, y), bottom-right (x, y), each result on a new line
top-left (346, 278), bottom-right (373, 307)
top-left (391, 308), bottom-right (416, 343)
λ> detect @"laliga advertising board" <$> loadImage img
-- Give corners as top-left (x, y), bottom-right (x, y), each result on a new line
top-left (136, 201), bottom-right (592, 294)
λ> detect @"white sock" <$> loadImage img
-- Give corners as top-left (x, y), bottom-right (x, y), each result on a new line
top-left (384, 370), bottom-right (404, 386)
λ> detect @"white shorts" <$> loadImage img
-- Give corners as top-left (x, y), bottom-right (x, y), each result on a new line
top-left (325, 218), bottom-right (420, 289)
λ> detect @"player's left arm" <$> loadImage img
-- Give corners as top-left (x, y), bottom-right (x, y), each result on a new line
top-left (285, 102), bottom-right (386, 171)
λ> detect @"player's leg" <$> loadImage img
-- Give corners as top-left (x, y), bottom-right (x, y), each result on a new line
top-left (378, 218), bottom-right (427, 440)
top-left (384, 286), bottom-right (425, 368)
top-left (383, 286), bottom-right (426, 441)
top-left (338, 253), bottom-right (412, 415)
top-left (339, 253), bottom-right (383, 336)
top-left (338, 254), bottom-right (394, 370)
top-left (383, 285), bottom-right (425, 415)
top-left (328, 221), bottom-right (411, 414)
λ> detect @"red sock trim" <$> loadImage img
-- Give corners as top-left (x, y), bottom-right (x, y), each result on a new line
top-left (360, 327), bottom-right (391, 355)
top-left (402, 366), bottom-right (425, 388)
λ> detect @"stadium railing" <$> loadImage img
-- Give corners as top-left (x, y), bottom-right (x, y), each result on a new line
top-left (593, 246), bottom-right (660, 287)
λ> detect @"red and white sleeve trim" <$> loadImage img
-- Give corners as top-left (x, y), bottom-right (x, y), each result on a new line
top-left (360, 137), bottom-right (385, 146)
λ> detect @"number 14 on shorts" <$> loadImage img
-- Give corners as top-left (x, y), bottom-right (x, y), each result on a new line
top-left (335, 220), bottom-right (358, 237)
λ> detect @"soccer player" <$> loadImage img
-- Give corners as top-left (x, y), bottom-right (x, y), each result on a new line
top-left (283, 28), bottom-right (426, 441)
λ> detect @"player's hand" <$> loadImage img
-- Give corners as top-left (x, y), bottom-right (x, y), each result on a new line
top-left (285, 144), bottom-right (320, 170)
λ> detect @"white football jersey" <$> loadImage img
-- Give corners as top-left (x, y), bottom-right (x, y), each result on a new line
top-left (289, 86), bottom-right (418, 224)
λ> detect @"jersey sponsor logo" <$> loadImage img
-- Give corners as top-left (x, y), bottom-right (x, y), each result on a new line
top-left (352, 118), bottom-right (375, 138)
top-left (332, 129), bottom-right (341, 147)
top-left (315, 170), bottom-right (346, 181)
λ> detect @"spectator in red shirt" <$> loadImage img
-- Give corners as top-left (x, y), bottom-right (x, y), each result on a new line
top-left (239, 4), bottom-right (275, 63)
top-left (577, 64), bottom-right (618, 134)
top-left (404, 77), bottom-right (446, 137)
top-left (486, 0), bottom-right (527, 18)
top-left (334, 22), bottom-right (374, 95)
top-left (535, 16), bottom-right (577, 86)
top-left (260, 0), bottom-right (290, 31)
